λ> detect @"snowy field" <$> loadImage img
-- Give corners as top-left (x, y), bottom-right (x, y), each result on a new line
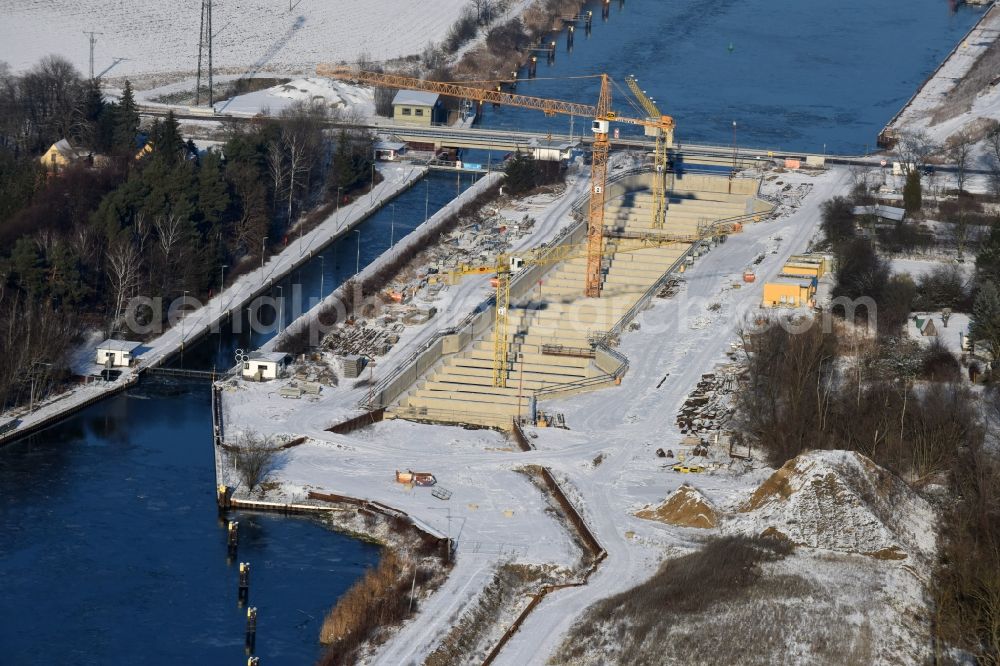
top-left (0, 0), bottom-right (468, 78)
top-left (216, 164), bottom-right (946, 663)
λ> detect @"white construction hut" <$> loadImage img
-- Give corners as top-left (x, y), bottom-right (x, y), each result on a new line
top-left (96, 339), bottom-right (142, 367)
top-left (374, 139), bottom-right (406, 161)
top-left (528, 138), bottom-right (577, 162)
top-left (242, 351), bottom-right (291, 381)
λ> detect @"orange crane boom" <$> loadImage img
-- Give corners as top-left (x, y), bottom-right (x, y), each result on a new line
top-left (315, 64), bottom-right (676, 298)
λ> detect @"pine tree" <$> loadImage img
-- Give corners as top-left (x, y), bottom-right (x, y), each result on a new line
top-left (504, 151), bottom-right (538, 195)
top-left (198, 149), bottom-right (231, 229)
top-left (976, 224), bottom-right (1000, 288)
top-left (150, 111), bottom-right (184, 164)
top-left (112, 80), bottom-right (140, 154)
top-left (11, 238), bottom-right (47, 297)
top-left (971, 281), bottom-right (1000, 363)
top-left (903, 169), bottom-right (922, 215)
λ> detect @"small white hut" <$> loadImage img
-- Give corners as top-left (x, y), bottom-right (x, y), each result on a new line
top-left (96, 339), bottom-right (142, 367)
top-left (242, 351), bottom-right (291, 381)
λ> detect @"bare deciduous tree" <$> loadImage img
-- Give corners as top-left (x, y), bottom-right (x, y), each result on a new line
top-left (106, 239), bottom-right (140, 330)
top-left (231, 429), bottom-right (280, 493)
top-left (894, 131), bottom-right (937, 176)
top-left (947, 131), bottom-right (975, 194)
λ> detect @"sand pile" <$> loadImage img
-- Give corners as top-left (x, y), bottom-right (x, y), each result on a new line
top-left (727, 450), bottom-right (936, 560)
top-left (636, 484), bottom-right (718, 528)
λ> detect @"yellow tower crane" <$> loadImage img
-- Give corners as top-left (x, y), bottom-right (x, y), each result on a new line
top-left (427, 221), bottom-right (741, 387)
top-left (625, 75), bottom-right (671, 229)
top-left (315, 64), bottom-right (677, 300)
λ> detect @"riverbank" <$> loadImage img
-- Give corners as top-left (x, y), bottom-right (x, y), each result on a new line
top-left (882, 3), bottom-right (1000, 148)
top-left (0, 164), bottom-right (425, 449)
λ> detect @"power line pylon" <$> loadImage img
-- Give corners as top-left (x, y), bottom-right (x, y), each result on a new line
top-left (83, 31), bottom-right (103, 80)
top-left (196, 0), bottom-right (213, 106)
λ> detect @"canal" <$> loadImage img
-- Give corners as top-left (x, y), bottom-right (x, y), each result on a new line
top-left (477, 0), bottom-right (985, 154)
top-left (0, 171), bottom-right (479, 665)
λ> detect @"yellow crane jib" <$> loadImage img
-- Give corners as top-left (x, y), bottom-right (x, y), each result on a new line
top-left (315, 64), bottom-right (677, 300)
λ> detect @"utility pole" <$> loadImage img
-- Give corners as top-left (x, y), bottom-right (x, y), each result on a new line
top-left (83, 31), bottom-right (103, 79)
top-left (354, 230), bottom-right (361, 276)
top-left (196, 0), bottom-right (213, 106)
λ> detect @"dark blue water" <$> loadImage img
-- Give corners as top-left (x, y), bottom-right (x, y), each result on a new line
top-left (0, 380), bottom-right (380, 665)
top-left (0, 172), bottom-right (481, 664)
top-left (179, 170), bottom-right (478, 370)
top-left (478, 0), bottom-right (984, 153)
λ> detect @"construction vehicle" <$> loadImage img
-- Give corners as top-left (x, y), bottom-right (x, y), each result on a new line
top-left (426, 222), bottom-right (738, 388)
top-left (625, 75), bottom-right (669, 230)
top-left (315, 64), bottom-right (676, 300)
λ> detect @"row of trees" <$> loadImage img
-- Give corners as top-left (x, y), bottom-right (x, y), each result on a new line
top-left (0, 57), bottom-right (376, 411)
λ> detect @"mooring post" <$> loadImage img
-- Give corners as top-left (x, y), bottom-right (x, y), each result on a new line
top-left (245, 606), bottom-right (257, 654)
top-left (238, 561), bottom-right (251, 605)
top-left (217, 484), bottom-right (231, 510)
top-left (227, 520), bottom-right (239, 557)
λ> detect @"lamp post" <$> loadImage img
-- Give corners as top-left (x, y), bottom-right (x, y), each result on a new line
top-left (424, 178), bottom-right (430, 223)
top-left (220, 264), bottom-right (227, 294)
top-left (319, 254), bottom-right (325, 298)
top-left (181, 289), bottom-right (189, 347)
top-left (261, 236), bottom-right (267, 271)
top-left (370, 157), bottom-right (376, 204)
top-left (276, 285), bottom-right (283, 333)
top-left (354, 229), bottom-right (361, 276)
top-left (335, 186), bottom-right (343, 231)
top-left (390, 203), bottom-right (395, 247)
top-left (426, 506), bottom-right (453, 563)
top-left (731, 120), bottom-right (737, 175)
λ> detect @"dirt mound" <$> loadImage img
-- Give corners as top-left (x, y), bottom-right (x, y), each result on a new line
top-left (728, 450), bottom-right (935, 560)
top-left (636, 484), bottom-right (718, 528)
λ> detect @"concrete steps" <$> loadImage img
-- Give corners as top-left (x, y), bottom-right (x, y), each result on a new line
top-left (391, 176), bottom-right (758, 428)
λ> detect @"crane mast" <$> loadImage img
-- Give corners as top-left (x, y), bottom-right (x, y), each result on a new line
top-left (625, 75), bottom-right (669, 229)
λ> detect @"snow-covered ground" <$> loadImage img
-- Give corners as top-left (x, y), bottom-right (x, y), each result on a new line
top-left (1, 0), bottom-right (469, 78)
top-left (891, 5), bottom-right (1000, 161)
top-left (220, 163), bottom-right (908, 662)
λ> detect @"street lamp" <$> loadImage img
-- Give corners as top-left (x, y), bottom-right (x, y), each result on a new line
top-left (370, 156), bottom-right (376, 204)
top-left (335, 186), bottom-right (343, 231)
top-left (390, 203), bottom-right (395, 247)
top-left (426, 506), bottom-right (453, 563)
top-left (731, 120), bottom-right (737, 174)
top-left (319, 254), bottom-right (325, 298)
top-left (181, 289), bottom-right (189, 346)
top-left (354, 229), bottom-right (361, 276)
top-left (276, 285), bottom-right (284, 333)
top-left (220, 264), bottom-right (227, 294)
top-left (261, 236), bottom-right (267, 271)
